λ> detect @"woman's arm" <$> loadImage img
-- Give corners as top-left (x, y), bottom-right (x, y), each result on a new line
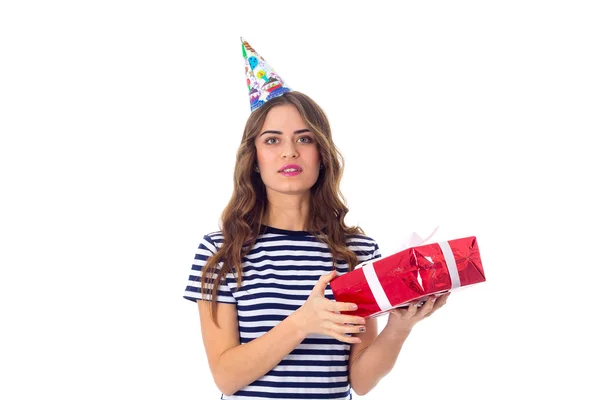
top-left (348, 320), bottom-right (411, 396)
top-left (348, 293), bottom-right (450, 395)
top-left (198, 272), bottom-right (365, 396)
top-left (198, 300), bottom-right (306, 396)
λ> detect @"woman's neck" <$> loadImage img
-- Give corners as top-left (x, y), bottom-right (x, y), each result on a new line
top-left (263, 193), bottom-right (311, 231)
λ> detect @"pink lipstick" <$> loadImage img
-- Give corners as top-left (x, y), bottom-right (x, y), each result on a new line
top-left (278, 164), bottom-right (302, 177)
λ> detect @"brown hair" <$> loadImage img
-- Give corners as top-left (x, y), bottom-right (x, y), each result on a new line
top-left (200, 91), bottom-right (365, 326)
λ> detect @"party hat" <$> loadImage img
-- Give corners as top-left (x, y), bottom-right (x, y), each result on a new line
top-left (241, 37), bottom-right (292, 112)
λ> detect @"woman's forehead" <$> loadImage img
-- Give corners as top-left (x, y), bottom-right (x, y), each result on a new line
top-left (263, 105), bottom-right (305, 126)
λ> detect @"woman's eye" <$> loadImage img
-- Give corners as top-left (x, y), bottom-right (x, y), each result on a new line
top-left (264, 136), bottom-right (313, 145)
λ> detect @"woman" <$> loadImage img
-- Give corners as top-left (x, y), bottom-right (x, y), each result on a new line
top-left (183, 40), bottom-right (449, 399)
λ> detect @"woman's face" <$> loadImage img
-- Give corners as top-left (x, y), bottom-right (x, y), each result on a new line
top-left (254, 104), bottom-right (321, 197)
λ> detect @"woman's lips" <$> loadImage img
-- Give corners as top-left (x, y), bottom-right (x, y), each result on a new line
top-left (278, 164), bottom-right (303, 176)
top-left (279, 170), bottom-right (302, 177)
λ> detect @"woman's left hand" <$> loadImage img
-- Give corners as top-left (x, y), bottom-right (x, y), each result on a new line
top-left (385, 292), bottom-right (451, 335)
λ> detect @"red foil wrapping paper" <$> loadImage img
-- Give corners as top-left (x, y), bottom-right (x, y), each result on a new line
top-left (331, 236), bottom-right (485, 318)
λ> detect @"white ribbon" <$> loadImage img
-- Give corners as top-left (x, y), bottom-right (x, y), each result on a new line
top-left (398, 226), bottom-right (439, 252)
top-left (362, 261), bottom-right (393, 312)
top-left (438, 240), bottom-right (462, 290)
top-left (362, 226), bottom-right (461, 313)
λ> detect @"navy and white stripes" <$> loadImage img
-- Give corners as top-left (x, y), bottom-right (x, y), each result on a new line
top-left (184, 225), bottom-right (381, 399)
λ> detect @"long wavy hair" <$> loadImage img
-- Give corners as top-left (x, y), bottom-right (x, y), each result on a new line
top-left (201, 91), bottom-right (366, 326)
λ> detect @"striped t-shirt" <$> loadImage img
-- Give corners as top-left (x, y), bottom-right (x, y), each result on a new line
top-left (183, 225), bottom-right (381, 400)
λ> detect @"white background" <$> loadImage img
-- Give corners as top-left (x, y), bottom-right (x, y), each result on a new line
top-left (1, 1), bottom-right (599, 399)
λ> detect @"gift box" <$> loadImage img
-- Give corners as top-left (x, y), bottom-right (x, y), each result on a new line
top-left (331, 236), bottom-right (485, 318)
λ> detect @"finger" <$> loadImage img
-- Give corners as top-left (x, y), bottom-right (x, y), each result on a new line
top-left (424, 294), bottom-right (449, 317)
top-left (390, 302), bottom-right (415, 315)
top-left (416, 296), bottom-right (437, 317)
top-left (328, 301), bottom-right (358, 313)
top-left (327, 311), bottom-right (366, 326)
top-left (326, 320), bottom-right (366, 335)
top-left (393, 302), bottom-right (417, 317)
top-left (388, 308), bottom-right (403, 318)
top-left (325, 328), bottom-right (361, 344)
top-left (428, 294), bottom-right (450, 315)
top-left (437, 293), bottom-right (450, 305)
top-left (426, 302), bottom-right (443, 317)
top-left (311, 271), bottom-right (337, 295)
top-left (406, 301), bottom-right (420, 318)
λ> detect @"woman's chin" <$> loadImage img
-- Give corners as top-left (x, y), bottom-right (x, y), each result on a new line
top-left (266, 184), bottom-right (314, 196)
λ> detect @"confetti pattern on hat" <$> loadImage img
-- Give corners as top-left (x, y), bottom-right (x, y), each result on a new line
top-left (241, 37), bottom-right (292, 112)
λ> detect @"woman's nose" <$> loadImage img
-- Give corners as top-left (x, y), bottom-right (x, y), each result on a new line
top-left (282, 142), bottom-right (299, 158)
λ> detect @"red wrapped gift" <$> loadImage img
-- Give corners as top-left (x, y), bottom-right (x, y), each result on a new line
top-left (331, 236), bottom-right (485, 318)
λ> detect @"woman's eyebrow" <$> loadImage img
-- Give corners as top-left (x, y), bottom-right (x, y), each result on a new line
top-left (259, 129), bottom-right (311, 137)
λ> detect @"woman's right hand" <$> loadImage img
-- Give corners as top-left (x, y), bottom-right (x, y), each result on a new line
top-left (292, 270), bottom-right (367, 344)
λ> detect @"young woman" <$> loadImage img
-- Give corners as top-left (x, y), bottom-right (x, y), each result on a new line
top-left (183, 90), bottom-right (450, 399)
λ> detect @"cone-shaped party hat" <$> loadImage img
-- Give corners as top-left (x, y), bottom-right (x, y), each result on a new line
top-left (241, 37), bottom-right (292, 112)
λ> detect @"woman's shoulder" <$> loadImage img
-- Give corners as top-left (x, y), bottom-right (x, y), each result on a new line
top-left (345, 231), bottom-right (378, 246)
top-left (345, 231), bottom-right (380, 258)
top-left (203, 230), bottom-right (224, 240)
top-left (198, 230), bottom-right (225, 251)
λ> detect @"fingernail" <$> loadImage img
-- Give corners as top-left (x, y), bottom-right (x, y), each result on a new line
top-left (351, 304), bottom-right (358, 310)
top-left (359, 327), bottom-right (366, 332)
